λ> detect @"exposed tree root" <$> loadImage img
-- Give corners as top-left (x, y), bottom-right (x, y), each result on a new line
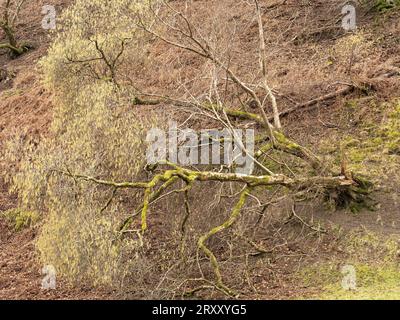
top-left (325, 174), bottom-right (376, 213)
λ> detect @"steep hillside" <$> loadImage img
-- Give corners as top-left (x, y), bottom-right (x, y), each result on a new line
top-left (0, 0), bottom-right (399, 300)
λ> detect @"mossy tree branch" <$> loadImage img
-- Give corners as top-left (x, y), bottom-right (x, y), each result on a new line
top-left (0, 0), bottom-right (29, 58)
top-left (58, 164), bottom-right (356, 233)
top-left (58, 156), bottom-right (371, 296)
top-left (197, 186), bottom-right (252, 297)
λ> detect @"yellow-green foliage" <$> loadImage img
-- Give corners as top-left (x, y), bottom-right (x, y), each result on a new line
top-left (2, 0), bottom-right (158, 289)
top-left (345, 101), bottom-right (400, 167)
top-left (373, 0), bottom-right (400, 11)
top-left (379, 103), bottom-right (400, 155)
top-left (303, 263), bottom-right (400, 300)
top-left (40, 0), bottom-right (151, 104)
top-left (358, 0), bottom-right (400, 12)
top-left (0, 88), bottom-right (23, 98)
top-left (298, 231), bottom-right (400, 300)
top-left (334, 33), bottom-right (372, 61)
top-left (1, 208), bottom-right (39, 231)
top-left (3, 82), bottom-right (154, 211)
top-left (36, 199), bottom-right (142, 287)
top-left (319, 99), bottom-right (400, 179)
top-left (321, 32), bottom-right (372, 68)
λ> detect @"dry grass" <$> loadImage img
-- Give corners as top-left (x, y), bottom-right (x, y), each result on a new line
top-left (0, 0), bottom-right (399, 300)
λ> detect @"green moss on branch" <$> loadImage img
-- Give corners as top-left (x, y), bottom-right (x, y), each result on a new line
top-left (197, 186), bottom-right (252, 297)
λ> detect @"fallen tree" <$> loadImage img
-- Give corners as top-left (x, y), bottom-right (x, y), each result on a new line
top-left (57, 136), bottom-right (372, 297)
top-left (50, 0), bottom-right (374, 296)
top-left (4, 0), bottom-right (378, 297)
